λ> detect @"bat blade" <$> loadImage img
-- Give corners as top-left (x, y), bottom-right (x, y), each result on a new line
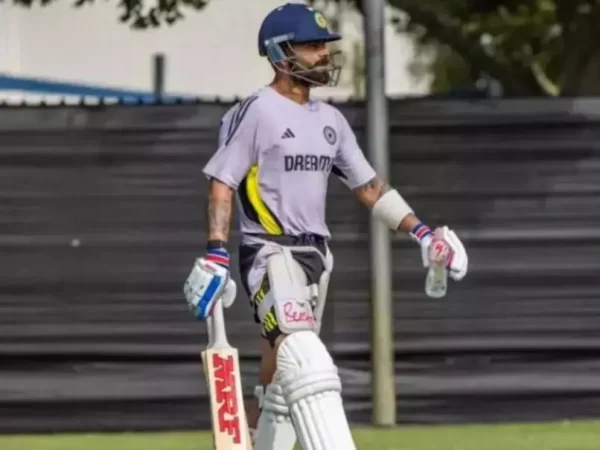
top-left (203, 346), bottom-right (252, 450)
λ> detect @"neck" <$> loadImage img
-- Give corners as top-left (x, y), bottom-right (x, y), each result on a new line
top-left (270, 77), bottom-right (310, 104)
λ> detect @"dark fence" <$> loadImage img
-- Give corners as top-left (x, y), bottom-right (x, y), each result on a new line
top-left (1, 98), bottom-right (600, 433)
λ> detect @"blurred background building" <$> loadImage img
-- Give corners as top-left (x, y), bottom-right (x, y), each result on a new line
top-left (0, 0), bottom-right (428, 102)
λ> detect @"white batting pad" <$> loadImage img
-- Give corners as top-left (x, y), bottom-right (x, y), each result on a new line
top-left (253, 384), bottom-right (297, 450)
top-left (275, 331), bottom-right (356, 450)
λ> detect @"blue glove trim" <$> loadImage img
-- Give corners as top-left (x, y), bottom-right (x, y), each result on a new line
top-left (195, 274), bottom-right (224, 319)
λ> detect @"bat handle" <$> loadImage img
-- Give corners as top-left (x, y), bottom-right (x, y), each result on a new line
top-left (425, 228), bottom-right (449, 298)
top-left (425, 262), bottom-right (447, 298)
top-left (207, 298), bottom-right (230, 348)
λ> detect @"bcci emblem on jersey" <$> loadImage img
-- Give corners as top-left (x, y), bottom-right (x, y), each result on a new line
top-left (323, 126), bottom-right (337, 145)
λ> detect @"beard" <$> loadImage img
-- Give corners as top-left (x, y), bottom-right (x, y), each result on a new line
top-left (290, 59), bottom-right (333, 86)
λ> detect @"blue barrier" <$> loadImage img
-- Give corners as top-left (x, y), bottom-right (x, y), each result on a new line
top-left (0, 74), bottom-right (195, 103)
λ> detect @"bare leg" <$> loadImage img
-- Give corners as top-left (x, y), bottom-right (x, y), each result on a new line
top-left (246, 339), bottom-right (277, 429)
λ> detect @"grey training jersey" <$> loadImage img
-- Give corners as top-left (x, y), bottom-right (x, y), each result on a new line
top-left (203, 86), bottom-right (376, 238)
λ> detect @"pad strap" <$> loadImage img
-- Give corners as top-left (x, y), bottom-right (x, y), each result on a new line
top-left (257, 384), bottom-right (289, 415)
top-left (253, 384), bottom-right (297, 450)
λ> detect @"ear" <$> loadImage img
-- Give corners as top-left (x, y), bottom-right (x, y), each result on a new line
top-left (281, 41), bottom-right (296, 58)
top-left (271, 60), bottom-right (289, 76)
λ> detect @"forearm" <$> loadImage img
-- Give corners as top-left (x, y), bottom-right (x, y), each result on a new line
top-left (206, 179), bottom-right (234, 243)
top-left (398, 213), bottom-right (422, 234)
top-left (354, 176), bottom-right (423, 234)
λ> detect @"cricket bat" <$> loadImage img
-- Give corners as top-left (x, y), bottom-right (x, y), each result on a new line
top-left (202, 297), bottom-right (253, 450)
top-left (425, 228), bottom-right (449, 299)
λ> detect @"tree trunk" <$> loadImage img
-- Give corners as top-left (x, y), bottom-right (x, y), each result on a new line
top-left (574, 53), bottom-right (600, 95)
top-left (559, 3), bottom-right (600, 95)
top-left (388, 1), bottom-right (545, 95)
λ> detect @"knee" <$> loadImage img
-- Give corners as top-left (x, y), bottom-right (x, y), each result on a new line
top-left (275, 331), bottom-right (333, 367)
top-left (274, 331), bottom-right (341, 404)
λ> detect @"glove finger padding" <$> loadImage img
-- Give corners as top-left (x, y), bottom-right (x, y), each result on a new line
top-left (444, 229), bottom-right (468, 281)
top-left (221, 279), bottom-right (237, 309)
top-left (419, 234), bottom-right (433, 268)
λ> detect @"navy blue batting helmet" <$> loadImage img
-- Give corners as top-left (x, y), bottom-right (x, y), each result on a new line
top-left (258, 3), bottom-right (341, 60)
top-left (258, 3), bottom-right (343, 86)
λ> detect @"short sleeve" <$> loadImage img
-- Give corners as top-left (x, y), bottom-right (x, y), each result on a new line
top-left (331, 110), bottom-right (376, 189)
top-left (203, 96), bottom-right (260, 189)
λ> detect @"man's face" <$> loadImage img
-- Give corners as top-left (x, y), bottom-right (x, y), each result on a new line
top-left (287, 41), bottom-right (339, 86)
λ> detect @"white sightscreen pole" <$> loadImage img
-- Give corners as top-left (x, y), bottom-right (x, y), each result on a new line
top-left (363, 0), bottom-right (397, 426)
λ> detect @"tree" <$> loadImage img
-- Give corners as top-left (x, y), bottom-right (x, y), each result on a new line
top-left (6, 0), bottom-right (209, 29)
top-left (324, 0), bottom-right (600, 96)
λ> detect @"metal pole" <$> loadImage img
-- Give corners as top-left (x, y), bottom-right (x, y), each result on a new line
top-left (364, 0), bottom-right (396, 426)
top-left (153, 53), bottom-right (165, 101)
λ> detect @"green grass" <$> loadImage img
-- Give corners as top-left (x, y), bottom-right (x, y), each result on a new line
top-left (1, 421), bottom-right (599, 450)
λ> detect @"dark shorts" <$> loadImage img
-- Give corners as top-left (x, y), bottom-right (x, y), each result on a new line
top-left (238, 234), bottom-right (328, 345)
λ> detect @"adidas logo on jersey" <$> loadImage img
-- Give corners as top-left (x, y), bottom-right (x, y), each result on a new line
top-left (281, 128), bottom-right (295, 139)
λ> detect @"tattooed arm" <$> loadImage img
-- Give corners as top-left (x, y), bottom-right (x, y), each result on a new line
top-left (206, 179), bottom-right (234, 242)
top-left (353, 176), bottom-right (421, 234)
top-left (203, 98), bottom-right (260, 243)
top-left (352, 176), bottom-right (391, 207)
top-left (182, 177), bottom-right (235, 321)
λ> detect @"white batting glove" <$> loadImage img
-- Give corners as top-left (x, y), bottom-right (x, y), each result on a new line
top-left (183, 257), bottom-right (237, 320)
top-left (411, 224), bottom-right (468, 281)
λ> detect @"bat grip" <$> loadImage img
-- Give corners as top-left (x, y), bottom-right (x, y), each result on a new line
top-left (206, 298), bottom-right (230, 348)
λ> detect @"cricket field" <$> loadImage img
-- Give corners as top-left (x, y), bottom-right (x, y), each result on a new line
top-left (1, 420), bottom-right (599, 450)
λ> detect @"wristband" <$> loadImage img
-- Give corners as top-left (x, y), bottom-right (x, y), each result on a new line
top-left (205, 244), bottom-right (230, 268)
top-left (206, 240), bottom-right (227, 250)
top-left (410, 223), bottom-right (432, 244)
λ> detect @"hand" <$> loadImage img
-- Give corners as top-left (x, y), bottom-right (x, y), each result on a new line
top-left (411, 224), bottom-right (468, 281)
top-left (183, 248), bottom-right (237, 320)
